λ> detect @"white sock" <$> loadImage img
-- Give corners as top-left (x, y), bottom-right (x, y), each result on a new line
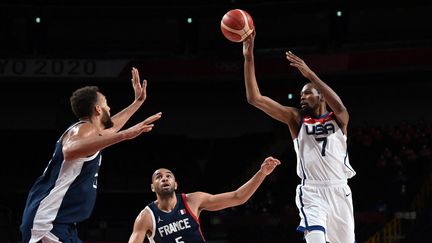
top-left (305, 230), bottom-right (326, 243)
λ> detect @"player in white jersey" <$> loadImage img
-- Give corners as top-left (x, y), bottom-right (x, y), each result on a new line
top-left (242, 30), bottom-right (356, 243)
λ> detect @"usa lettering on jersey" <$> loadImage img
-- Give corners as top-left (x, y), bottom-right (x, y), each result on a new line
top-left (305, 123), bottom-right (335, 135)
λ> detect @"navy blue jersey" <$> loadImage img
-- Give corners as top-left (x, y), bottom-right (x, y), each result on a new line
top-left (20, 121), bottom-right (102, 242)
top-left (146, 193), bottom-right (206, 243)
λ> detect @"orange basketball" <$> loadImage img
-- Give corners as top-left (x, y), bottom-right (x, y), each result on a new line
top-left (220, 9), bottom-right (254, 42)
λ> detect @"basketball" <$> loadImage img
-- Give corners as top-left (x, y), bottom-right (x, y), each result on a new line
top-left (220, 9), bottom-right (254, 42)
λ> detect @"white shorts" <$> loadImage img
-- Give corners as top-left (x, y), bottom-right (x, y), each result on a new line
top-left (30, 230), bottom-right (61, 243)
top-left (295, 179), bottom-right (355, 243)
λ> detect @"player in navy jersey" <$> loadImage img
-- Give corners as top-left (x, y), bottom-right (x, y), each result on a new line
top-left (20, 67), bottom-right (162, 243)
top-left (128, 156), bottom-right (281, 243)
top-left (242, 31), bottom-right (356, 243)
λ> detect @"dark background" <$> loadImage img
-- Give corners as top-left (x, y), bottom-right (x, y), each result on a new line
top-left (1, 0), bottom-right (432, 242)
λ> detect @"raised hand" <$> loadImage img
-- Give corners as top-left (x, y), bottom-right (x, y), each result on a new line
top-left (142, 112), bottom-right (162, 125)
top-left (285, 51), bottom-right (315, 80)
top-left (243, 30), bottom-right (256, 60)
top-left (260, 156), bottom-right (281, 176)
top-left (122, 112), bottom-right (162, 140)
top-left (131, 67), bottom-right (147, 102)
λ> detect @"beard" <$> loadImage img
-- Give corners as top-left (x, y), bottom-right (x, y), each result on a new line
top-left (157, 187), bottom-right (176, 198)
top-left (101, 109), bottom-right (114, 129)
top-left (300, 105), bottom-right (314, 117)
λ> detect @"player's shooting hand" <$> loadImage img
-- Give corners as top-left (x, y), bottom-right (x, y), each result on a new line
top-left (260, 156), bottom-right (281, 176)
top-left (285, 51), bottom-right (315, 80)
top-left (131, 67), bottom-right (147, 103)
top-left (243, 30), bottom-right (256, 60)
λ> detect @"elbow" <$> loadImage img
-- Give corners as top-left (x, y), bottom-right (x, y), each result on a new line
top-left (246, 95), bottom-right (260, 107)
top-left (238, 198), bottom-right (248, 205)
top-left (246, 96), bottom-right (255, 105)
top-left (234, 192), bottom-right (249, 206)
top-left (237, 197), bottom-right (250, 206)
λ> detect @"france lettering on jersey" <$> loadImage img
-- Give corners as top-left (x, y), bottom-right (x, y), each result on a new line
top-left (146, 193), bottom-right (206, 243)
top-left (294, 112), bottom-right (356, 181)
top-left (20, 121), bottom-right (102, 242)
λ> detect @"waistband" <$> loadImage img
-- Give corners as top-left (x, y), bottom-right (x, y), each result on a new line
top-left (301, 179), bottom-right (347, 187)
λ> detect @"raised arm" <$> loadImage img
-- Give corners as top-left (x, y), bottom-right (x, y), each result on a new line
top-left (62, 112), bottom-right (162, 161)
top-left (128, 208), bottom-right (153, 243)
top-left (187, 156), bottom-right (281, 216)
top-left (286, 51), bottom-right (349, 132)
top-left (107, 67), bottom-right (148, 133)
top-left (243, 32), bottom-right (301, 138)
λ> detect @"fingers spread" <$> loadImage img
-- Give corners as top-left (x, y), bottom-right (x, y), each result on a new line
top-left (286, 51), bottom-right (303, 64)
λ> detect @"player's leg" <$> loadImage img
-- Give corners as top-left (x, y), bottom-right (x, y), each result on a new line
top-left (295, 185), bottom-right (330, 242)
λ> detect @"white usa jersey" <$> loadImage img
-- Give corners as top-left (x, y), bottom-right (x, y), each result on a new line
top-left (293, 112), bottom-right (356, 181)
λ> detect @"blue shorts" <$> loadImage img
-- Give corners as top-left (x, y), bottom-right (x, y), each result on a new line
top-left (51, 223), bottom-right (82, 243)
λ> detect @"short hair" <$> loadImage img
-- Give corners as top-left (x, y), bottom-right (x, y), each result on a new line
top-left (151, 168), bottom-right (175, 182)
top-left (308, 82), bottom-right (321, 94)
top-left (70, 86), bottom-right (100, 119)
